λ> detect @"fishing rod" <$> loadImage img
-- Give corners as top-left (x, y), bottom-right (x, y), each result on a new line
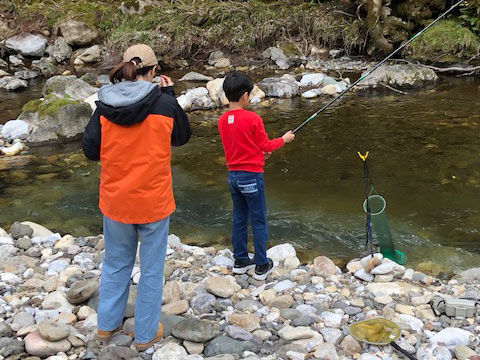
top-left (292, 0), bottom-right (467, 134)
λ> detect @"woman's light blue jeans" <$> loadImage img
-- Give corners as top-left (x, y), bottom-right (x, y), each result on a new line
top-left (97, 215), bottom-right (169, 344)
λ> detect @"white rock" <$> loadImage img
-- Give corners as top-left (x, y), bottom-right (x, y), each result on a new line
top-left (180, 72), bottom-right (214, 82)
top-left (300, 73), bottom-right (325, 87)
top-left (286, 351), bottom-right (306, 360)
top-left (417, 343), bottom-right (452, 360)
top-left (320, 312), bottom-right (342, 327)
top-left (360, 253), bottom-right (384, 268)
top-left (354, 269), bottom-right (374, 282)
top-left (152, 342), bottom-right (188, 360)
top-left (370, 262), bottom-right (396, 275)
top-left (83, 314), bottom-right (97, 330)
top-left (267, 243), bottom-right (297, 266)
top-left (1, 272), bottom-right (21, 284)
top-left (5, 33), bottom-right (48, 57)
top-left (273, 280), bottom-right (295, 292)
top-left (177, 87), bottom-right (216, 111)
top-left (84, 92), bottom-right (99, 112)
top-left (398, 314), bottom-right (424, 332)
top-left (76, 45), bottom-right (102, 64)
top-left (21, 222), bottom-right (54, 238)
top-left (301, 89), bottom-right (323, 98)
top-left (1, 142), bottom-right (25, 156)
top-left (429, 328), bottom-right (474, 348)
top-left (1, 120), bottom-right (30, 141)
top-left (213, 255), bottom-right (234, 268)
top-left (278, 325), bottom-right (316, 341)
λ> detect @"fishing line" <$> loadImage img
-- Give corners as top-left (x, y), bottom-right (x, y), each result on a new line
top-left (292, 0), bottom-right (466, 134)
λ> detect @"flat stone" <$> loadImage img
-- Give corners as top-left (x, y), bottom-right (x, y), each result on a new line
top-left (314, 343), bottom-right (339, 360)
top-left (267, 294), bottom-right (294, 309)
top-left (5, 33), bottom-right (48, 57)
top-left (371, 262), bottom-right (396, 275)
top-left (205, 277), bottom-right (241, 298)
top-left (42, 291), bottom-right (74, 311)
top-left (183, 340), bottom-right (204, 355)
top-left (224, 325), bottom-right (253, 341)
top-left (11, 311), bottom-right (35, 331)
top-left (280, 308), bottom-right (302, 320)
top-left (366, 282), bottom-right (420, 296)
top-left (417, 343), bottom-right (452, 360)
top-left (454, 345), bottom-right (477, 360)
top-left (172, 319), bottom-right (216, 342)
top-left (67, 279), bottom-right (100, 304)
top-left (180, 72), bottom-right (214, 82)
top-left (354, 269), bottom-right (374, 282)
top-left (398, 314), bottom-right (424, 332)
top-left (227, 313), bottom-right (260, 332)
top-left (278, 325), bottom-right (316, 341)
top-left (162, 300), bottom-right (189, 315)
top-left (339, 335), bottom-right (361, 356)
top-left (320, 328), bottom-right (343, 345)
top-left (0, 322), bottom-right (13, 337)
top-left (24, 331), bottom-right (71, 358)
top-left (320, 312), bottom-right (342, 327)
top-left (37, 322), bottom-right (70, 341)
top-left (375, 295), bottom-right (393, 305)
top-left (204, 336), bottom-right (258, 357)
top-left (97, 346), bottom-right (142, 360)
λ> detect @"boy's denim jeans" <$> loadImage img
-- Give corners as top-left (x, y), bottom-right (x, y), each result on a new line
top-left (97, 215), bottom-right (169, 344)
top-left (228, 171), bottom-right (268, 265)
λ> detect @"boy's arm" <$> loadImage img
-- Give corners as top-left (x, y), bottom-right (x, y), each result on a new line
top-left (253, 115), bottom-right (284, 153)
top-left (82, 108), bottom-right (102, 161)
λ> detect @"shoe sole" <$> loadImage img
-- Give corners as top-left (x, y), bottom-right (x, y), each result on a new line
top-left (232, 264), bottom-right (256, 275)
top-left (253, 267), bottom-right (274, 281)
top-left (135, 323), bottom-right (164, 351)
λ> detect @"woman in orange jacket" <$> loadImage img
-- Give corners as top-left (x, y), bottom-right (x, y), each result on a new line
top-left (82, 44), bottom-right (191, 351)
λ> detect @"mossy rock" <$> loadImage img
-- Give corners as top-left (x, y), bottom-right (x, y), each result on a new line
top-left (18, 95), bottom-right (92, 144)
top-left (405, 20), bottom-right (480, 63)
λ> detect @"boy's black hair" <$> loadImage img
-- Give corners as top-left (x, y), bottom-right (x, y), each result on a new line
top-left (223, 71), bottom-right (254, 102)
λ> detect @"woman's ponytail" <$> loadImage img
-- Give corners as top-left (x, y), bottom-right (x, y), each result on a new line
top-left (109, 57), bottom-right (140, 83)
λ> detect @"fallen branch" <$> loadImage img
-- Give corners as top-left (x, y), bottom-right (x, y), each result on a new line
top-left (381, 83), bottom-right (408, 95)
top-left (392, 59), bottom-right (480, 73)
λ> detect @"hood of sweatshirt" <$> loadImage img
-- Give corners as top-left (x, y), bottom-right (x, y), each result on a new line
top-left (96, 81), bottom-right (161, 126)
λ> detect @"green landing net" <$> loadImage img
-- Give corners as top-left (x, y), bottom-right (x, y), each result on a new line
top-left (362, 194), bottom-right (407, 265)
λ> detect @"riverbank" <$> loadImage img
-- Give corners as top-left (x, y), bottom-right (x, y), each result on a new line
top-left (0, 222), bottom-right (479, 360)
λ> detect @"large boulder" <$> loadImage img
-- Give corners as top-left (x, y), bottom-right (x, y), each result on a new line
top-left (259, 74), bottom-right (300, 98)
top-left (43, 75), bottom-right (97, 101)
top-left (262, 47), bottom-right (291, 70)
top-left (1, 120), bottom-right (30, 141)
top-left (177, 87), bottom-right (216, 112)
top-left (454, 267), bottom-right (480, 283)
top-left (18, 96), bottom-right (92, 144)
top-left (359, 64), bottom-right (438, 88)
top-left (5, 33), bottom-right (48, 57)
top-left (52, 37), bottom-right (73, 63)
top-left (206, 78), bottom-right (229, 107)
top-left (59, 21), bottom-right (98, 46)
top-left (75, 45), bottom-right (102, 65)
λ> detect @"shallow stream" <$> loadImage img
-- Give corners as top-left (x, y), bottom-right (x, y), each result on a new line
top-left (1, 74), bottom-right (479, 275)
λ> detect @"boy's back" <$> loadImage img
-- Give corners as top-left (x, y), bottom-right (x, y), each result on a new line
top-left (218, 70), bottom-right (295, 281)
top-left (218, 108), bottom-right (284, 173)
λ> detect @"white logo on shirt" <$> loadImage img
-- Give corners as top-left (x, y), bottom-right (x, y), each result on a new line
top-left (228, 115), bottom-right (235, 124)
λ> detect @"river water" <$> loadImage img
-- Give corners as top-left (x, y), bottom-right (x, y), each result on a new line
top-left (1, 74), bottom-right (479, 275)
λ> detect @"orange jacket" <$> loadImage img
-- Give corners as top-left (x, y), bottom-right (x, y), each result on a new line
top-left (82, 82), bottom-right (191, 224)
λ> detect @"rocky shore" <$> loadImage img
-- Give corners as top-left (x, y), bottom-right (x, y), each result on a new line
top-left (0, 222), bottom-right (478, 360)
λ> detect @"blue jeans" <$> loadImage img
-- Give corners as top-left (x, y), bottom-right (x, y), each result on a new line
top-left (228, 171), bottom-right (268, 265)
top-left (98, 215), bottom-right (169, 344)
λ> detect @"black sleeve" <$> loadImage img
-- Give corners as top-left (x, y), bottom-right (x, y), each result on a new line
top-left (162, 86), bottom-right (175, 97)
top-left (171, 101), bottom-right (191, 147)
top-left (82, 108), bottom-right (102, 161)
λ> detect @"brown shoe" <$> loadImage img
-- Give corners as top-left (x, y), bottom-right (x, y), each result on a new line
top-left (134, 323), bottom-right (164, 351)
top-left (97, 325), bottom-right (122, 341)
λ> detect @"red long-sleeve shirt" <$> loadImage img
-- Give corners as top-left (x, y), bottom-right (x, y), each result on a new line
top-left (218, 109), bottom-right (284, 173)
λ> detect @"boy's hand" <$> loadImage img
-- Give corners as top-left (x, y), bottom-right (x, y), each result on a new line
top-left (160, 75), bottom-right (174, 87)
top-left (282, 130), bottom-right (295, 143)
top-left (264, 152), bottom-right (272, 160)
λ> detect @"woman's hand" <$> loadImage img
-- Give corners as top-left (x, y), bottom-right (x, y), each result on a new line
top-left (160, 75), bottom-right (174, 87)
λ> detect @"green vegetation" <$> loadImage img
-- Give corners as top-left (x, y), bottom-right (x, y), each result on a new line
top-left (405, 20), bottom-right (480, 63)
top-left (460, 0), bottom-right (480, 35)
top-left (5, 0), bottom-right (366, 59)
top-left (22, 95), bottom-right (82, 117)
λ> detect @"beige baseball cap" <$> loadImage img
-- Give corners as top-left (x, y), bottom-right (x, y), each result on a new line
top-left (122, 44), bottom-right (158, 68)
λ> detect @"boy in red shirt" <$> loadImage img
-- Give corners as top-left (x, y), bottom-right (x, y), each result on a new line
top-left (218, 71), bottom-right (295, 280)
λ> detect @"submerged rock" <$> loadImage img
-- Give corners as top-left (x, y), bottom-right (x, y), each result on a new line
top-left (359, 64), bottom-right (438, 88)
